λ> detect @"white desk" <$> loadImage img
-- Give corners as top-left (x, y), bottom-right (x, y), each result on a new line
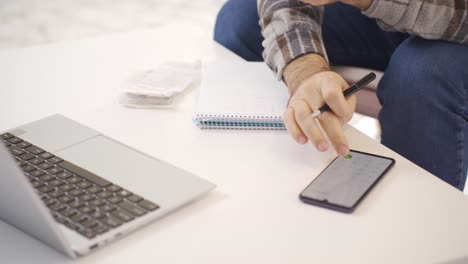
top-left (1, 23), bottom-right (468, 264)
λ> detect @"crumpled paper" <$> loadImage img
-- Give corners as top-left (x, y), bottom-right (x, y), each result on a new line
top-left (119, 60), bottom-right (201, 108)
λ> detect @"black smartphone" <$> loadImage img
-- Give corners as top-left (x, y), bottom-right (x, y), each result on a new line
top-left (299, 150), bottom-right (395, 213)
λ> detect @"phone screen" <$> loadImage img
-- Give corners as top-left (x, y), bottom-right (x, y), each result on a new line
top-left (300, 150), bottom-right (395, 213)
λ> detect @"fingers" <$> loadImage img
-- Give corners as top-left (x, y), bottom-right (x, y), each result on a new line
top-left (296, 75), bottom-right (356, 156)
top-left (286, 96), bottom-right (350, 155)
top-left (340, 95), bottom-right (357, 124)
top-left (284, 107), bottom-right (307, 144)
top-left (284, 72), bottom-right (356, 156)
top-left (319, 76), bottom-right (352, 120)
top-left (318, 112), bottom-right (350, 156)
top-left (288, 99), bottom-right (329, 151)
top-left (284, 71), bottom-right (356, 156)
top-left (295, 86), bottom-right (356, 156)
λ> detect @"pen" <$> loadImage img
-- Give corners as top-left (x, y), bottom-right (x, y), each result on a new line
top-left (311, 72), bottom-right (377, 119)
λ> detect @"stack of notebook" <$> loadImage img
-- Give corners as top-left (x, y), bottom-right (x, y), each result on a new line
top-left (193, 62), bottom-right (289, 130)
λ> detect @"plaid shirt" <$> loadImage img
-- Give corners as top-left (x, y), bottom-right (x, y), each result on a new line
top-left (258, 0), bottom-right (468, 79)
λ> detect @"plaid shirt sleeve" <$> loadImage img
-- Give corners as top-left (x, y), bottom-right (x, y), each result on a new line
top-left (259, 0), bottom-right (467, 79)
top-left (258, 0), bottom-right (328, 80)
top-left (363, 0), bottom-right (468, 44)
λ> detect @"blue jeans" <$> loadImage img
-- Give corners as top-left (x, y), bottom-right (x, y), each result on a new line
top-left (214, 0), bottom-right (468, 190)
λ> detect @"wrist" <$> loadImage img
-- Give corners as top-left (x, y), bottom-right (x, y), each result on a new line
top-left (283, 53), bottom-right (329, 95)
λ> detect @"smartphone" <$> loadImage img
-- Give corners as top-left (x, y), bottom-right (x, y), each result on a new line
top-left (299, 150), bottom-right (395, 213)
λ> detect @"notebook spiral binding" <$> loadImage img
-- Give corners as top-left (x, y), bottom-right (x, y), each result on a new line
top-left (193, 113), bottom-right (286, 130)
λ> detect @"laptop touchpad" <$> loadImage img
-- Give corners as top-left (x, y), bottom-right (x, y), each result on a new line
top-left (55, 135), bottom-right (208, 207)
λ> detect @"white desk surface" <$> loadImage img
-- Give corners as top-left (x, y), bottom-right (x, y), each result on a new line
top-left (1, 23), bottom-right (468, 264)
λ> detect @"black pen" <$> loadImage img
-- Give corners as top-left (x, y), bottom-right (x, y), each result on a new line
top-left (311, 72), bottom-right (377, 119)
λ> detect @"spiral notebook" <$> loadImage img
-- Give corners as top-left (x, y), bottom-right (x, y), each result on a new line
top-left (193, 62), bottom-right (289, 130)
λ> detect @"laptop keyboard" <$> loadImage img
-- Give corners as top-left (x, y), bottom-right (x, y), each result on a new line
top-left (1, 133), bottom-right (160, 239)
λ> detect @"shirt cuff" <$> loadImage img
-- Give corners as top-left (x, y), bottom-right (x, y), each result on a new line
top-left (262, 29), bottom-right (328, 80)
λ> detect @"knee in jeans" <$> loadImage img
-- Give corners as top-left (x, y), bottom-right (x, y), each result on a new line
top-left (214, 0), bottom-right (258, 48)
top-left (377, 36), bottom-right (467, 106)
top-left (377, 37), bottom-right (468, 190)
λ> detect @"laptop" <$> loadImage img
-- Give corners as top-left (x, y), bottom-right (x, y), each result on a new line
top-left (0, 114), bottom-right (215, 258)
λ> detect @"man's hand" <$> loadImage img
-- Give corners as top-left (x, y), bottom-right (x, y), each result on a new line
top-left (301, 0), bottom-right (372, 10)
top-left (283, 54), bottom-right (356, 156)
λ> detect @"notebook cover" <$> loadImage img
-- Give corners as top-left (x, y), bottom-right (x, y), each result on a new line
top-left (194, 62), bottom-right (289, 130)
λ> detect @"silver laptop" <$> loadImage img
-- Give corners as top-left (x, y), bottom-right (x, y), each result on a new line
top-left (0, 114), bottom-right (215, 258)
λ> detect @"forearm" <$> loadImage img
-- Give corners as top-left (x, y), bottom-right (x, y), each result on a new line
top-left (258, 0), bottom-right (327, 79)
top-left (363, 0), bottom-right (468, 44)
